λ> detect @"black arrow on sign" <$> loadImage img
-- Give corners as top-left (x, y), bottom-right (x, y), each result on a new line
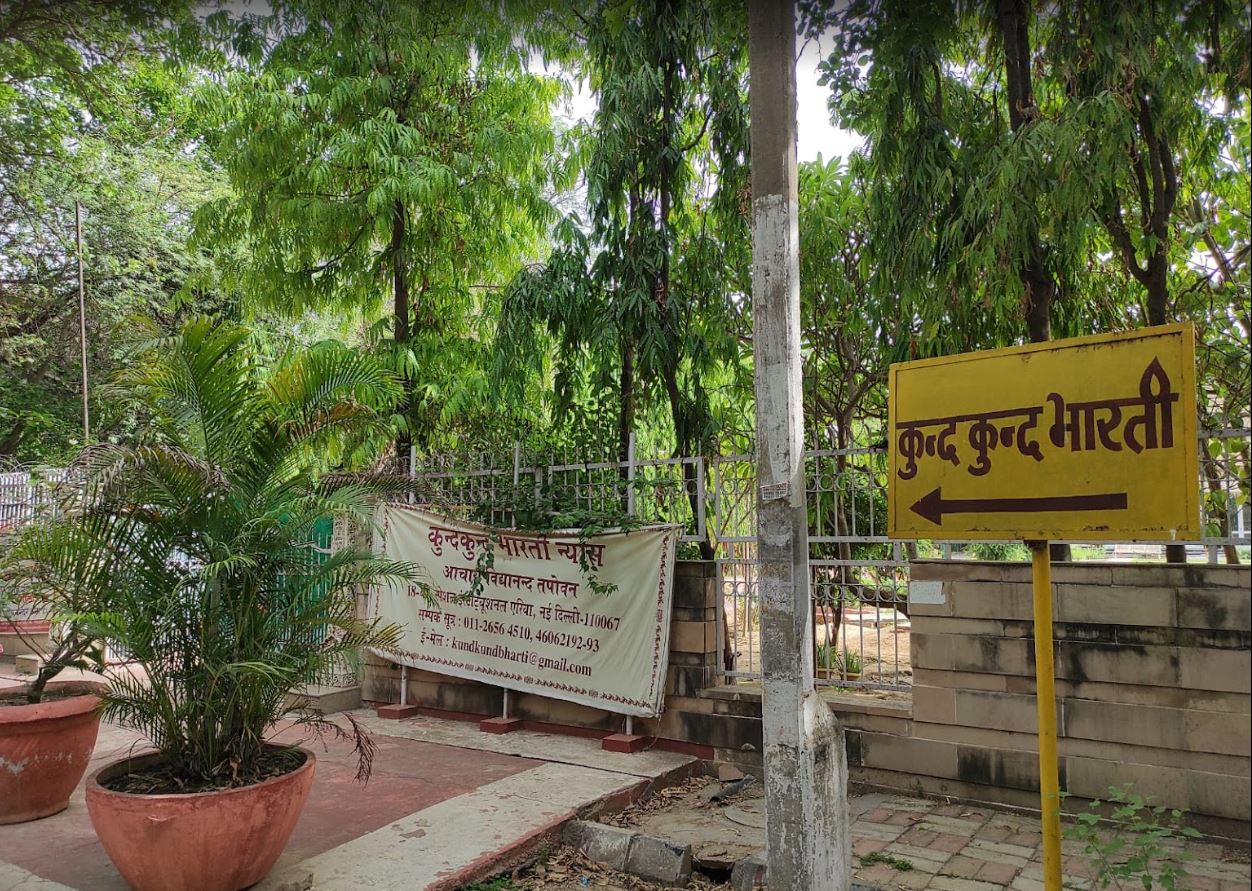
top-left (909, 487), bottom-right (1129, 525)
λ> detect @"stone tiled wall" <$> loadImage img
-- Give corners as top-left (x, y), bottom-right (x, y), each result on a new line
top-left (359, 558), bottom-right (1251, 839)
top-left (861, 560), bottom-right (1250, 838)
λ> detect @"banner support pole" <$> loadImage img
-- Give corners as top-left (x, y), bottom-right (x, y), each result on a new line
top-left (1028, 539), bottom-right (1062, 891)
top-left (399, 665), bottom-right (409, 706)
top-left (502, 688), bottom-right (511, 720)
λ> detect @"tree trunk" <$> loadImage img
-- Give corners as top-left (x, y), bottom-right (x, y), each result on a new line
top-left (617, 338), bottom-right (635, 512)
top-left (391, 200), bottom-right (412, 466)
top-left (997, 0), bottom-right (1056, 346)
top-left (1146, 252), bottom-right (1170, 327)
top-left (618, 339), bottom-right (635, 464)
top-left (997, 0), bottom-right (1069, 559)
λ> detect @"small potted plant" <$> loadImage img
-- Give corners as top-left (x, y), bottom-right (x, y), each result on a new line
top-left (13, 319), bottom-right (419, 891)
top-left (815, 644), bottom-right (863, 683)
top-left (815, 641), bottom-right (840, 680)
top-left (1, 518), bottom-right (109, 824)
top-left (839, 647), bottom-right (863, 681)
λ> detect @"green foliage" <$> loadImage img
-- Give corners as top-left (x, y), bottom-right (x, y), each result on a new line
top-left (859, 851), bottom-right (913, 871)
top-left (196, 1), bottom-right (568, 452)
top-left (460, 479), bottom-right (651, 598)
top-left (967, 542), bottom-right (1032, 562)
top-left (2, 318), bottom-right (423, 782)
top-left (799, 158), bottom-right (898, 444)
top-left (805, 0), bottom-right (1249, 350)
top-left (817, 643), bottom-right (863, 677)
top-left (1066, 785), bottom-right (1203, 891)
top-left (0, 4), bottom-right (239, 462)
top-left (460, 879), bottom-right (516, 891)
top-left (494, 0), bottom-right (752, 461)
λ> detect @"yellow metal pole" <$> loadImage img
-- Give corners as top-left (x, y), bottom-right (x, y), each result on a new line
top-left (1029, 540), bottom-right (1063, 891)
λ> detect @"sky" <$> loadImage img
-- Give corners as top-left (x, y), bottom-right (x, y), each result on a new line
top-left (795, 34), bottom-right (865, 163)
top-left (557, 34), bottom-right (864, 164)
top-left (212, 1), bottom-right (864, 163)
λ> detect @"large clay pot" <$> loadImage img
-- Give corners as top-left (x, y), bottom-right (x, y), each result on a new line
top-left (85, 746), bottom-right (315, 891)
top-left (0, 680), bottom-right (104, 824)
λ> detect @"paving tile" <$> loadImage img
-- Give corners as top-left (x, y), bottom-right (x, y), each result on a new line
top-left (1009, 876), bottom-right (1044, 891)
top-left (857, 822), bottom-right (909, 842)
top-left (939, 855), bottom-right (983, 879)
top-left (857, 862), bottom-right (906, 886)
top-left (928, 833), bottom-right (971, 854)
top-left (1006, 832), bottom-right (1041, 849)
top-left (966, 839), bottom-right (1036, 861)
top-left (899, 828), bottom-right (941, 848)
top-left (928, 876), bottom-right (1005, 891)
top-left (1183, 876), bottom-right (1220, 891)
top-left (974, 861), bottom-right (1020, 885)
top-left (892, 870), bottom-right (934, 890)
top-left (1188, 861), bottom-right (1252, 881)
top-left (974, 825), bottom-right (1014, 843)
top-left (884, 843), bottom-right (952, 868)
top-left (853, 838), bottom-right (888, 858)
top-left (962, 847), bottom-right (1029, 869)
top-left (1063, 856), bottom-right (1097, 879)
top-left (918, 815), bottom-right (986, 836)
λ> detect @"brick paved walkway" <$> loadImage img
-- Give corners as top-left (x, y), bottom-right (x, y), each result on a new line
top-left (850, 792), bottom-right (1249, 891)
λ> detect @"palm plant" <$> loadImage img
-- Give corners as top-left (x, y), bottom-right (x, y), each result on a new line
top-left (4, 317), bottom-right (421, 787)
top-left (1, 501), bottom-right (110, 704)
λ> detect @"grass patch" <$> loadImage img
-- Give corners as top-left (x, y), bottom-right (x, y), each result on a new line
top-left (860, 851), bottom-right (914, 871)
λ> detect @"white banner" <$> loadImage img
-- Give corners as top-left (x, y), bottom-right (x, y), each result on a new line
top-left (370, 504), bottom-right (680, 717)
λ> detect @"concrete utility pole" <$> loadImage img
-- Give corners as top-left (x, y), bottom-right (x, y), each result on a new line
top-left (747, 3), bottom-right (852, 890)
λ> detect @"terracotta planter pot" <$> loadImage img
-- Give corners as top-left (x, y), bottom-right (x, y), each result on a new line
top-left (0, 681), bottom-right (104, 824)
top-left (85, 747), bottom-right (315, 891)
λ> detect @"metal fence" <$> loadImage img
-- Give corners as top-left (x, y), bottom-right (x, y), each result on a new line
top-left (0, 465), bottom-right (67, 534)
top-left (408, 430), bottom-right (1250, 693)
top-left (5, 429), bottom-right (1246, 694)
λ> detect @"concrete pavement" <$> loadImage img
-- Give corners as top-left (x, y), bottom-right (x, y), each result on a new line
top-left (0, 702), bottom-right (695, 891)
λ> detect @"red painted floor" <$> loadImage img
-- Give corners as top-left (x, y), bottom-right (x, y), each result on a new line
top-left (0, 721), bottom-right (543, 890)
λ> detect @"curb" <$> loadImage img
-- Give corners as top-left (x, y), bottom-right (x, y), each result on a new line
top-left (430, 759), bottom-right (703, 890)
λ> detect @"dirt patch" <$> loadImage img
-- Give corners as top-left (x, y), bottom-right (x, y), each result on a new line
top-left (483, 845), bottom-right (729, 891)
top-left (597, 776), bottom-right (716, 828)
top-left (727, 601), bottom-right (913, 685)
top-left (0, 683), bottom-right (100, 706)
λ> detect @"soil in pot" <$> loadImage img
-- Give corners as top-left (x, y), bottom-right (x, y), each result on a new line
top-left (86, 745), bottom-right (315, 891)
top-left (0, 681), bottom-right (105, 824)
top-left (99, 745), bottom-right (305, 795)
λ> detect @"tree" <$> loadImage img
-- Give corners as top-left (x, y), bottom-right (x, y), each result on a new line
top-left (494, 0), bottom-right (752, 537)
top-left (4, 316), bottom-right (414, 775)
top-left (1, 3), bottom-right (230, 462)
top-left (197, 1), bottom-right (567, 460)
top-left (806, 0), bottom-right (1246, 341)
top-left (1045, 0), bottom-right (1249, 327)
top-left (808, 0), bottom-right (1249, 562)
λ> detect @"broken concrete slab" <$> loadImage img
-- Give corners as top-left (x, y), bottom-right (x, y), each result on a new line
top-left (730, 852), bottom-right (766, 890)
top-left (624, 834), bottom-right (693, 887)
top-left (562, 821), bottom-right (635, 871)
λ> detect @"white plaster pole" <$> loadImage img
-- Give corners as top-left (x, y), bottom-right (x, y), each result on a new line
top-left (747, 2), bottom-right (852, 888)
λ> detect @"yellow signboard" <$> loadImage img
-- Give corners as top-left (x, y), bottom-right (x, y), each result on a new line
top-left (888, 323), bottom-right (1199, 541)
